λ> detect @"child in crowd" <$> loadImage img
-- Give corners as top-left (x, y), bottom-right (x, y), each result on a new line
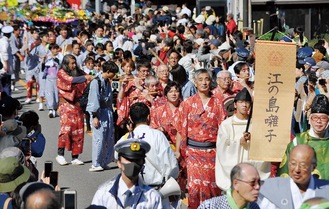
top-left (95, 43), bottom-right (106, 60)
top-left (82, 56), bottom-right (96, 132)
top-left (77, 40), bottom-right (95, 68)
top-left (71, 40), bottom-right (81, 60)
top-left (44, 43), bottom-right (63, 118)
top-left (82, 57), bottom-right (96, 75)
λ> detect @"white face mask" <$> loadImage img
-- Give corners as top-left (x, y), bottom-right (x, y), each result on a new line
top-left (176, 10), bottom-right (180, 14)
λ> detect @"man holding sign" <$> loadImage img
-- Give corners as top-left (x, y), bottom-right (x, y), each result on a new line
top-left (216, 88), bottom-right (270, 191)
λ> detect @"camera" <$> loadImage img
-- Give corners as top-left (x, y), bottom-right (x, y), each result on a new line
top-left (50, 171), bottom-right (58, 188)
top-left (64, 190), bottom-right (77, 209)
top-left (20, 138), bottom-right (31, 156)
top-left (44, 161), bottom-right (53, 177)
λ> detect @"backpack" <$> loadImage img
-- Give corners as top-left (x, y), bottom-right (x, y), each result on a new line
top-left (79, 77), bottom-right (101, 111)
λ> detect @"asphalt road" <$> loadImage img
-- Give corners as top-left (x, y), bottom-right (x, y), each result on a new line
top-left (14, 80), bottom-right (188, 209)
top-left (14, 81), bottom-right (120, 208)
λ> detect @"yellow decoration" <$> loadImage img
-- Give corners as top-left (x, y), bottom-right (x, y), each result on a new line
top-left (7, 0), bottom-right (18, 7)
top-left (130, 142), bottom-right (140, 151)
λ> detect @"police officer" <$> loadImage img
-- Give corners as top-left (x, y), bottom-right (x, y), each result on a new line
top-left (91, 139), bottom-right (163, 209)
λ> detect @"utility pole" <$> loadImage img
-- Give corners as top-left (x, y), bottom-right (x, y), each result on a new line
top-left (95, 0), bottom-right (100, 14)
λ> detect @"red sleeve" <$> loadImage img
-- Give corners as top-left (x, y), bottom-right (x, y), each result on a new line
top-left (168, 31), bottom-right (175, 38)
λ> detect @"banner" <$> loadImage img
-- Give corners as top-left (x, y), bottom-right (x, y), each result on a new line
top-left (249, 40), bottom-right (296, 162)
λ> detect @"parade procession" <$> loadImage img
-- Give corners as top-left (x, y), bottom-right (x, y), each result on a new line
top-left (0, 0), bottom-right (329, 208)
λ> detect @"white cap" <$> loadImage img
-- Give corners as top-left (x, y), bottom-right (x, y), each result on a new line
top-left (194, 38), bottom-right (204, 46)
top-left (2, 26), bottom-right (13, 34)
top-left (218, 42), bottom-right (231, 51)
top-left (149, 34), bottom-right (157, 43)
top-left (162, 6), bottom-right (169, 12)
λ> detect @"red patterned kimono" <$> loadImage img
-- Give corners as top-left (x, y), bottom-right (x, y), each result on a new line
top-left (56, 69), bottom-right (87, 155)
top-left (150, 102), bottom-right (188, 192)
top-left (116, 81), bottom-right (166, 125)
top-left (211, 87), bottom-right (236, 101)
top-left (231, 80), bottom-right (253, 94)
top-left (150, 83), bottom-right (167, 110)
top-left (150, 102), bottom-right (179, 145)
top-left (174, 93), bottom-right (227, 209)
top-left (212, 87), bottom-right (236, 116)
top-left (116, 80), bottom-right (143, 126)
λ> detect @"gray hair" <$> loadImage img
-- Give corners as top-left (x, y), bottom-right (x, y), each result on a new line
top-left (145, 75), bottom-right (159, 87)
top-left (193, 68), bottom-right (212, 81)
top-left (217, 70), bottom-right (232, 78)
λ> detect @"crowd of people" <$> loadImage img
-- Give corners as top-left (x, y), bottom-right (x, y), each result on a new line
top-left (1, 0), bottom-right (329, 208)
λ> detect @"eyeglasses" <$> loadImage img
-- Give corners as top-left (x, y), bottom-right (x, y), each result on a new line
top-left (289, 162), bottom-right (313, 170)
top-left (236, 179), bottom-right (263, 188)
top-left (169, 57), bottom-right (179, 60)
top-left (310, 114), bottom-right (329, 122)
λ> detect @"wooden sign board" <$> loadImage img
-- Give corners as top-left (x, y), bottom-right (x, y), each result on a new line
top-left (249, 40), bottom-right (296, 162)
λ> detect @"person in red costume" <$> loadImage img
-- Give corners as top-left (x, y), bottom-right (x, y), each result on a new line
top-left (56, 54), bottom-right (94, 166)
top-left (226, 13), bottom-right (237, 35)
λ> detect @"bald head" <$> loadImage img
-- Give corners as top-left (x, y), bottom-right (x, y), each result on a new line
top-left (288, 144), bottom-right (317, 191)
top-left (290, 144), bottom-right (317, 165)
top-left (156, 65), bottom-right (169, 82)
top-left (230, 163), bottom-right (259, 187)
top-left (25, 189), bottom-right (59, 209)
top-left (230, 163), bottom-right (261, 204)
top-left (157, 64), bottom-right (169, 72)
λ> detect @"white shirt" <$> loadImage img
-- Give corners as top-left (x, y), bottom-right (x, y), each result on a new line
top-left (113, 34), bottom-right (124, 49)
top-left (92, 175), bottom-right (163, 209)
top-left (116, 125), bottom-right (179, 185)
top-left (216, 115), bottom-right (271, 191)
top-left (0, 36), bottom-right (13, 74)
top-left (258, 176), bottom-right (315, 209)
top-left (180, 6), bottom-right (191, 17)
top-left (178, 53), bottom-right (196, 81)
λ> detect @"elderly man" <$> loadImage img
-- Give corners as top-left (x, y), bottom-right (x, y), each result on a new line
top-left (212, 71), bottom-right (236, 116)
top-left (175, 69), bottom-right (227, 209)
top-left (213, 71), bottom-right (235, 98)
top-left (138, 75), bottom-right (166, 109)
top-left (216, 88), bottom-right (271, 191)
top-left (226, 13), bottom-right (237, 34)
top-left (198, 163), bottom-right (261, 209)
top-left (20, 182), bottom-right (57, 209)
top-left (156, 64), bottom-right (170, 92)
top-left (258, 144), bottom-right (329, 209)
top-left (278, 94), bottom-right (329, 179)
